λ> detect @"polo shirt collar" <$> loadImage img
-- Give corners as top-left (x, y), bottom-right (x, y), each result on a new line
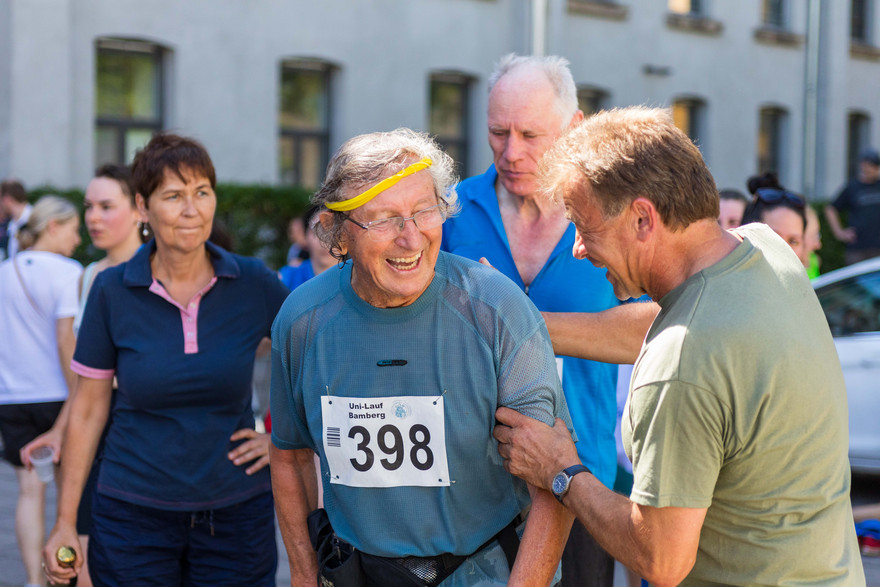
top-left (461, 164), bottom-right (578, 278)
top-left (459, 165), bottom-right (509, 243)
top-left (123, 239), bottom-right (241, 287)
top-left (461, 165), bottom-right (499, 208)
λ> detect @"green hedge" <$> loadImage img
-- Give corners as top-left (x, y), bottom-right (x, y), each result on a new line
top-left (29, 183), bottom-right (313, 269)
top-left (813, 202), bottom-right (846, 275)
top-left (25, 187), bottom-right (849, 276)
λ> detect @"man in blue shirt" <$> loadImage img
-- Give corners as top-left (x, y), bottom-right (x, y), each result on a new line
top-left (442, 53), bottom-right (619, 587)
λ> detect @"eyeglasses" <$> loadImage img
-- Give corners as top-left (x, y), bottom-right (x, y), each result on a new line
top-left (344, 203), bottom-right (447, 242)
top-left (754, 188), bottom-right (805, 208)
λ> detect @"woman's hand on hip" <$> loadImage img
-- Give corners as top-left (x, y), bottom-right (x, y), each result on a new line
top-left (228, 428), bottom-right (271, 475)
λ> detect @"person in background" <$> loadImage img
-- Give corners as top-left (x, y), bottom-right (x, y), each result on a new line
top-left (285, 213), bottom-right (309, 266)
top-left (20, 164), bottom-right (145, 587)
top-left (268, 203), bottom-right (339, 506)
top-left (825, 147), bottom-right (880, 265)
top-left (208, 216), bottom-right (235, 251)
top-left (804, 206), bottom-right (822, 279)
top-left (746, 171), bottom-right (781, 196)
top-left (0, 201), bottom-right (10, 260)
top-left (1, 179), bottom-right (33, 258)
top-left (0, 195), bottom-right (82, 587)
top-left (441, 53), bottom-right (618, 586)
top-left (278, 204), bottom-right (338, 290)
top-left (743, 176), bottom-right (812, 269)
top-left (741, 186), bottom-right (807, 263)
top-left (43, 133), bottom-right (289, 586)
top-left (717, 189), bottom-right (749, 230)
top-left (76, 165), bottom-right (149, 333)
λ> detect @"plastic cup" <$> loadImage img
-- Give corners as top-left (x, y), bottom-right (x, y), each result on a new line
top-left (30, 446), bottom-right (55, 483)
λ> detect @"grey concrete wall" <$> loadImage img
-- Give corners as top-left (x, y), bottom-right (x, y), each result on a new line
top-left (1, 0), bottom-right (878, 199)
top-left (7, 0), bottom-right (76, 186)
top-left (0, 0), bottom-right (11, 180)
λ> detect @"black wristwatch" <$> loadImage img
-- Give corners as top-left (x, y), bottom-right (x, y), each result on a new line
top-left (551, 464), bottom-right (591, 503)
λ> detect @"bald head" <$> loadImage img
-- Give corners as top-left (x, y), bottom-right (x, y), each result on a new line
top-left (487, 54), bottom-right (583, 198)
top-left (488, 54), bottom-right (579, 121)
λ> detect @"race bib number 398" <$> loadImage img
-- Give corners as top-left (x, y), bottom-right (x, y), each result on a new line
top-left (321, 396), bottom-right (450, 488)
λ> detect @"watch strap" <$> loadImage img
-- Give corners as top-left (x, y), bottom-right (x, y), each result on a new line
top-left (553, 464), bottom-right (591, 503)
top-left (563, 464), bottom-right (590, 478)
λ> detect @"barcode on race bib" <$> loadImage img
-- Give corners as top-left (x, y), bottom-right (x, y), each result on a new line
top-left (327, 427), bottom-right (341, 447)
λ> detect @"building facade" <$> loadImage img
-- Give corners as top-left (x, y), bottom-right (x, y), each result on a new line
top-left (0, 0), bottom-right (878, 199)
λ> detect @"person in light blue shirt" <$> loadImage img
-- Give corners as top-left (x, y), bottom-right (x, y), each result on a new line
top-left (278, 205), bottom-right (338, 290)
top-left (270, 128), bottom-right (573, 587)
top-left (441, 54), bottom-right (619, 587)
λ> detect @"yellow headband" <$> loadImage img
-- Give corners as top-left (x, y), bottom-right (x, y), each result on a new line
top-left (325, 157), bottom-right (433, 212)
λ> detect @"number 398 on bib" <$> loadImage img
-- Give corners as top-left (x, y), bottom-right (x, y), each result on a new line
top-left (321, 395), bottom-right (451, 488)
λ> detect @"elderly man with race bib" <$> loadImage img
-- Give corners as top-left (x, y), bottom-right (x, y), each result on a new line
top-left (269, 128), bottom-right (573, 587)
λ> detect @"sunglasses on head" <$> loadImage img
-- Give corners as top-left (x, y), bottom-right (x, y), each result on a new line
top-left (754, 188), bottom-right (805, 208)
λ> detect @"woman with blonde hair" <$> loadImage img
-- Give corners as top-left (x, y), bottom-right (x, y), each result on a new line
top-left (21, 164), bottom-right (144, 587)
top-left (0, 195), bottom-right (82, 587)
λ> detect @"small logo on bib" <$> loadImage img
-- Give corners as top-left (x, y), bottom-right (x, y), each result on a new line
top-left (392, 400), bottom-right (412, 420)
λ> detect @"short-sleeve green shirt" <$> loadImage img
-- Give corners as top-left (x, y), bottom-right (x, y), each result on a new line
top-left (623, 224), bottom-right (864, 585)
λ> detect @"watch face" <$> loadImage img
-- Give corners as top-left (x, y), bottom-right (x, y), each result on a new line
top-left (552, 473), bottom-right (568, 496)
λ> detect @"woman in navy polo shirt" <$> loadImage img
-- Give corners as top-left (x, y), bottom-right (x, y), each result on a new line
top-left (44, 133), bottom-right (290, 586)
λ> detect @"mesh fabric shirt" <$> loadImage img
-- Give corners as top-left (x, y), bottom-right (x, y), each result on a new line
top-left (623, 224), bottom-right (864, 585)
top-left (271, 251), bottom-right (572, 558)
top-left (442, 165), bottom-right (619, 487)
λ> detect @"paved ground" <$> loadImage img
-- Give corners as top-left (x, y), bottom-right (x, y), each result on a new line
top-left (1, 461), bottom-right (878, 586)
top-left (0, 461), bottom-right (291, 587)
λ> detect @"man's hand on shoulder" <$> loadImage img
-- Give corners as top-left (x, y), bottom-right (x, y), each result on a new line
top-left (493, 407), bottom-right (578, 491)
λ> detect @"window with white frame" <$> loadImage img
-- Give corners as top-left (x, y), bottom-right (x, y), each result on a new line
top-left (279, 61), bottom-right (332, 188)
top-left (429, 73), bottom-right (471, 177)
top-left (95, 38), bottom-right (164, 166)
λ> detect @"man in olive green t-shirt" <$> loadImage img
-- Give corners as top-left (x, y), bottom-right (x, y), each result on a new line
top-left (494, 107), bottom-right (864, 585)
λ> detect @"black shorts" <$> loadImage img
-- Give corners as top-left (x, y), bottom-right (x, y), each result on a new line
top-left (0, 401), bottom-right (63, 467)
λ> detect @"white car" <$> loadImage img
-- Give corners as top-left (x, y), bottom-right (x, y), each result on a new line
top-left (813, 257), bottom-right (880, 474)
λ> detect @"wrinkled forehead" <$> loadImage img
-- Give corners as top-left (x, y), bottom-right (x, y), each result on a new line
top-left (489, 71), bottom-right (568, 123)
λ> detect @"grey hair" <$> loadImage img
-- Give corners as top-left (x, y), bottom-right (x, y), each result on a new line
top-left (16, 195), bottom-right (78, 251)
top-left (313, 128), bottom-right (460, 260)
top-left (488, 53), bottom-right (579, 121)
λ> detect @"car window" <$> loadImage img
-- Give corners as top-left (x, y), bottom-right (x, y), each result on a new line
top-left (815, 270), bottom-right (880, 336)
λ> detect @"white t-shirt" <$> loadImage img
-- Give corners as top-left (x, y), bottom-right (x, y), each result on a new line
top-left (0, 251), bottom-right (82, 404)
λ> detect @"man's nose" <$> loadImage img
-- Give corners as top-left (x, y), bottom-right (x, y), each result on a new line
top-left (394, 216), bottom-right (423, 247)
top-left (503, 135), bottom-right (525, 162)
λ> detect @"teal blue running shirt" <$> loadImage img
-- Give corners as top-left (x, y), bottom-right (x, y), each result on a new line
top-left (270, 251), bottom-right (572, 557)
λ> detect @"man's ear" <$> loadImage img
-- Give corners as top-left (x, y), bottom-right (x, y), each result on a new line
top-left (317, 210), bottom-right (334, 230)
top-left (630, 197), bottom-right (658, 241)
top-left (568, 109), bottom-right (585, 130)
top-left (319, 210), bottom-right (347, 256)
